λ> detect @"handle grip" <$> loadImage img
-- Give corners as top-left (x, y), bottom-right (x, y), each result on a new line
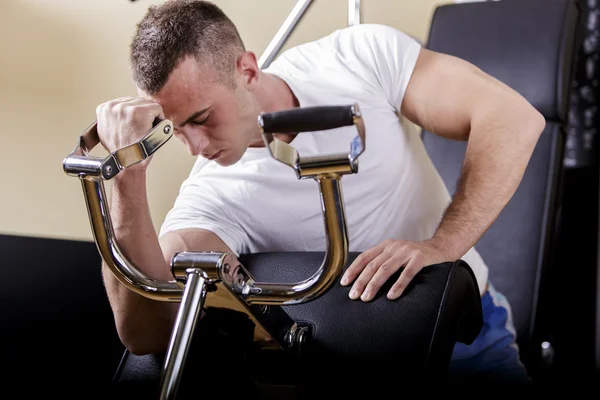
top-left (63, 117), bottom-right (173, 179)
top-left (80, 117), bottom-right (165, 154)
top-left (259, 105), bottom-right (356, 134)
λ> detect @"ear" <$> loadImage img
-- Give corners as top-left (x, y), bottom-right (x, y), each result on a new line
top-left (236, 51), bottom-right (260, 90)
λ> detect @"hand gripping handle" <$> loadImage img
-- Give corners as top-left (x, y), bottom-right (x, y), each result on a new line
top-left (63, 118), bottom-right (173, 180)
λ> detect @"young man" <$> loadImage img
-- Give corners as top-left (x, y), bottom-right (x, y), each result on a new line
top-left (96, 0), bottom-right (545, 390)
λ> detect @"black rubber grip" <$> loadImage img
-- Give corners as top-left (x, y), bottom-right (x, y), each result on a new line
top-left (260, 105), bottom-right (355, 133)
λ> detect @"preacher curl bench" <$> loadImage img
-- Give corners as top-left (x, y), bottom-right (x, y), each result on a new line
top-left (63, 104), bottom-right (482, 399)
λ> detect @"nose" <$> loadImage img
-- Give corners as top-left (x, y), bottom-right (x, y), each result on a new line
top-left (185, 132), bottom-right (211, 156)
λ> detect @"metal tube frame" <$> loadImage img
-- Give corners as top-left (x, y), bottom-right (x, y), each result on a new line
top-left (63, 107), bottom-right (365, 400)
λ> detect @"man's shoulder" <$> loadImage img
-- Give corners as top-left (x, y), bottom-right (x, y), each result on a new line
top-left (334, 23), bottom-right (407, 37)
top-left (271, 24), bottom-right (418, 69)
top-left (308, 23), bottom-right (422, 65)
top-left (328, 23), bottom-right (419, 47)
top-left (279, 24), bottom-right (417, 54)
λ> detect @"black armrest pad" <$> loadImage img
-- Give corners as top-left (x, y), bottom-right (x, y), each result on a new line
top-left (113, 252), bottom-right (482, 392)
top-left (243, 252), bottom-right (482, 371)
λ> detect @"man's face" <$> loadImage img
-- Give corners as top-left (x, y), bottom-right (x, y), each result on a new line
top-left (143, 56), bottom-right (259, 166)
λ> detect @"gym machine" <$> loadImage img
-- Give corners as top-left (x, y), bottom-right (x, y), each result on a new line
top-left (61, 1), bottom-right (483, 398)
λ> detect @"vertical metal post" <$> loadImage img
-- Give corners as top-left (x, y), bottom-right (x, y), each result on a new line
top-left (348, 0), bottom-right (361, 26)
top-left (159, 270), bottom-right (208, 400)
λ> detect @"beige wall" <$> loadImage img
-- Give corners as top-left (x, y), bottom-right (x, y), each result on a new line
top-left (0, 0), bottom-right (451, 242)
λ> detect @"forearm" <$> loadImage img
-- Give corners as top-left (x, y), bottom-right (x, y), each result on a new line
top-left (429, 100), bottom-right (546, 260)
top-left (103, 167), bottom-right (178, 354)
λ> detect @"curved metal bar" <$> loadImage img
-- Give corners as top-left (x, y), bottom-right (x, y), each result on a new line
top-left (66, 102), bottom-right (363, 306)
top-left (244, 176), bottom-right (348, 305)
top-left (73, 158), bottom-right (349, 306)
top-left (81, 176), bottom-right (182, 301)
top-left (63, 119), bottom-right (182, 300)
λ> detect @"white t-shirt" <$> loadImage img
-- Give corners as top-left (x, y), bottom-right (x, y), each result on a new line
top-left (159, 23), bottom-right (489, 294)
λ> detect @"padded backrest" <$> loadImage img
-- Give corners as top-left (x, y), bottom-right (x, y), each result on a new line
top-left (421, 0), bottom-right (580, 351)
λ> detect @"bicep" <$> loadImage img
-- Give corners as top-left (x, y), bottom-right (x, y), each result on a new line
top-left (400, 48), bottom-right (525, 141)
top-left (159, 228), bottom-right (236, 267)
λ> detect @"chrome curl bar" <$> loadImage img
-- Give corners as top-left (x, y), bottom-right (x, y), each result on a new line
top-left (63, 103), bottom-right (365, 399)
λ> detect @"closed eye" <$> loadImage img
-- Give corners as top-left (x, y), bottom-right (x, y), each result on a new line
top-left (190, 114), bottom-right (211, 126)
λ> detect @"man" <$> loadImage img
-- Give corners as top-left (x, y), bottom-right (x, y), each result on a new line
top-left (96, 0), bottom-right (545, 392)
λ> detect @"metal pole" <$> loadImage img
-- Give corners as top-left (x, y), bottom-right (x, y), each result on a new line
top-left (348, 0), bottom-right (361, 26)
top-left (258, 0), bottom-right (314, 69)
top-left (159, 270), bottom-right (208, 400)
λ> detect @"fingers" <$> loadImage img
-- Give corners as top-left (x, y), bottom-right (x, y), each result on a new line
top-left (103, 97), bottom-right (164, 122)
top-left (340, 240), bottom-right (389, 286)
top-left (97, 97), bottom-right (139, 116)
top-left (342, 240), bottom-right (427, 302)
top-left (135, 102), bottom-right (166, 124)
top-left (387, 256), bottom-right (421, 300)
top-left (347, 250), bottom-right (390, 300)
top-left (360, 253), bottom-right (406, 302)
top-left (95, 96), bottom-right (165, 152)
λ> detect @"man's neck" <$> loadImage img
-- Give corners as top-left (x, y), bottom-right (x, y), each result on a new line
top-left (253, 72), bottom-right (300, 145)
top-left (257, 71), bottom-right (299, 112)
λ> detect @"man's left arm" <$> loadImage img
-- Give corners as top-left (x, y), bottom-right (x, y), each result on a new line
top-left (340, 48), bottom-right (546, 301)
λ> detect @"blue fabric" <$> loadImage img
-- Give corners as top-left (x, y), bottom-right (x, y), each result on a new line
top-left (449, 282), bottom-right (532, 388)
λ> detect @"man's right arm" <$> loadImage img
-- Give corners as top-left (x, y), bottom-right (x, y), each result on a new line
top-left (96, 96), bottom-right (235, 355)
top-left (103, 167), bottom-right (234, 355)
